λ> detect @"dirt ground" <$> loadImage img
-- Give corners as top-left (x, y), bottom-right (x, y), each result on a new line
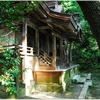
top-left (22, 69), bottom-right (100, 99)
top-left (22, 84), bottom-right (84, 99)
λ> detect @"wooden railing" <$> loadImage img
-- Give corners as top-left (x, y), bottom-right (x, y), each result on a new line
top-left (0, 45), bottom-right (36, 57)
top-left (39, 49), bottom-right (52, 66)
top-left (0, 45), bottom-right (52, 67)
top-left (18, 45), bottom-right (34, 56)
top-left (0, 45), bottom-right (17, 53)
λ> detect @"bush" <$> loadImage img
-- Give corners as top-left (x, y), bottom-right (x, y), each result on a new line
top-left (0, 48), bottom-right (21, 97)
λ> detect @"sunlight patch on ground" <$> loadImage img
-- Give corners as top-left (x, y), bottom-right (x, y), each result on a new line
top-left (29, 92), bottom-right (58, 99)
top-left (65, 91), bottom-right (73, 96)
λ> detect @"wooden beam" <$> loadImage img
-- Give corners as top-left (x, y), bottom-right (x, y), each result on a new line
top-left (38, 26), bottom-right (50, 30)
top-left (27, 20), bottom-right (50, 31)
top-left (56, 33), bottom-right (62, 38)
top-left (27, 20), bottom-right (37, 30)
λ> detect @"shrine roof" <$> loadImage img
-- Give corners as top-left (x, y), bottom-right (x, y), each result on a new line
top-left (31, 1), bottom-right (83, 42)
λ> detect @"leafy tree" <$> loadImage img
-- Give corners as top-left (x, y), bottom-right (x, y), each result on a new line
top-left (77, 1), bottom-right (100, 49)
top-left (0, 47), bottom-right (21, 97)
top-left (0, 1), bottom-right (39, 32)
top-left (61, 0), bottom-right (100, 70)
top-left (0, 1), bottom-right (40, 98)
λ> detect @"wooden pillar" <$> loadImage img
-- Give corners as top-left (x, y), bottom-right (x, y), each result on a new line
top-left (60, 37), bottom-right (63, 59)
top-left (46, 35), bottom-right (49, 54)
top-left (66, 41), bottom-right (70, 67)
top-left (22, 18), bottom-right (29, 95)
top-left (35, 29), bottom-right (39, 55)
top-left (69, 43), bottom-right (72, 66)
top-left (22, 18), bottom-right (27, 50)
top-left (52, 31), bottom-right (56, 68)
top-left (22, 18), bottom-right (27, 82)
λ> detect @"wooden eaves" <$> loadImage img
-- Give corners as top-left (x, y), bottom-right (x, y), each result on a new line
top-left (31, 1), bottom-right (83, 42)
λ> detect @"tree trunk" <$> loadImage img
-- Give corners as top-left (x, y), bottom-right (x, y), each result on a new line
top-left (77, 1), bottom-right (100, 49)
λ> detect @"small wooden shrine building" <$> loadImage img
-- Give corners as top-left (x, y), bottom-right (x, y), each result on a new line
top-left (0, 1), bottom-right (83, 96)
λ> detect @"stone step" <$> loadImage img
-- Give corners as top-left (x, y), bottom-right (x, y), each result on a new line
top-left (78, 73), bottom-right (92, 99)
top-left (86, 73), bottom-right (91, 80)
top-left (86, 80), bottom-right (92, 87)
top-left (77, 77), bottom-right (86, 84)
top-left (78, 83), bottom-right (89, 99)
top-left (72, 75), bottom-right (80, 83)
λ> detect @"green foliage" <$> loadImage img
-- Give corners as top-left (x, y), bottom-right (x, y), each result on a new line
top-left (61, 0), bottom-right (84, 20)
top-left (61, 0), bottom-right (100, 70)
top-left (0, 1), bottom-right (40, 32)
top-left (72, 20), bottom-right (99, 70)
top-left (0, 48), bottom-right (21, 96)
